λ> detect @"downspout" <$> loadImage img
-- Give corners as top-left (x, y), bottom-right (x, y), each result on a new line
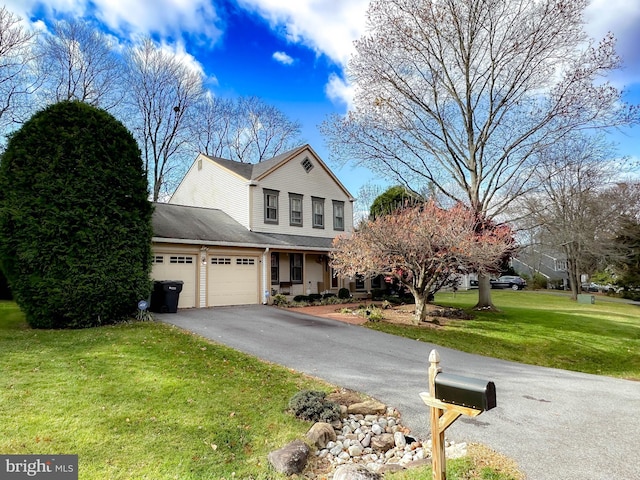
top-left (262, 247), bottom-right (270, 304)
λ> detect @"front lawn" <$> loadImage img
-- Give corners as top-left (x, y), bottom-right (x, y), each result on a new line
top-left (367, 291), bottom-right (640, 380)
top-left (0, 301), bottom-right (518, 479)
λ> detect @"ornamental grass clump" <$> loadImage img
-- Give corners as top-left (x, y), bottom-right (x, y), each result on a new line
top-left (288, 390), bottom-right (341, 423)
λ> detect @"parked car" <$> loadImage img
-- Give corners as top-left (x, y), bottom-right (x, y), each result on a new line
top-left (490, 275), bottom-right (527, 290)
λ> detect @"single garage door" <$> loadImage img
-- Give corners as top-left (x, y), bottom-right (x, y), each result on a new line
top-left (151, 254), bottom-right (197, 308)
top-left (208, 256), bottom-right (259, 306)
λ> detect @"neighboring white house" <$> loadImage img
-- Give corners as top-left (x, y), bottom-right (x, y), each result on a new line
top-left (151, 145), bottom-right (356, 308)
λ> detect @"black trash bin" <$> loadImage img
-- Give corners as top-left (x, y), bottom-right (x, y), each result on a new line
top-left (150, 280), bottom-right (184, 313)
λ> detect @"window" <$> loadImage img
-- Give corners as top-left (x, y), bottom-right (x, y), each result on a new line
top-left (555, 260), bottom-right (568, 271)
top-left (271, 253), bottom-right (280, 283)
top-left (289, 193), bottom-right (303, 227)
top-left (170, 256), bottom-right (193, 264)
top-left (331, 268), bottom-right (339, 289)
top-left (301, 157), bottom-right (314, 173)
top-left (312, 197), bottom-right (324, 228)
top-left (371, 274), bottom-right (383, 289)
top-left (333, 200), bottom-right (345, 231)
top-left (290, 253), bottom-right (303, 283)
top-left (152, 255), bottom-right (164, 264)
top-left (264, 189), bottom-right (279, 224)
top-left (211, 257), bottom-right (231, 265)
top-left (355, 274), bottom-right (365, 290)
top-left (236, 258), bottom-right (255, 265)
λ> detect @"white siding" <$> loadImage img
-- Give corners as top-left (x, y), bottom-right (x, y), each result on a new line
top-left (170, 155), bottom-right (251, 229)
top-left (251, 151), bottom-right (354, 237)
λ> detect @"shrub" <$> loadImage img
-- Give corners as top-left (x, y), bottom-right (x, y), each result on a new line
top-left (338, 287), bottom-right (351, 299)
top-left (0, 101), bottom-right (152, 328)
top-left (293, 295), bottom-right (310, 303)
top-left (272, 294), bottom-right (288, 306)
top-left (359, 306), bottom-right (384, 322)
top-left (530, 273), bottom-right (548, 290)
top-left (309, 293), bottom-right (323, 302)
top-left (322, 296), bottom-right (342, 305)
top-left (288, 390), bottom-right (341, 423)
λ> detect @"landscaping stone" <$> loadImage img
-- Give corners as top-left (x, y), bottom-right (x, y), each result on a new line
top-left (275, 394), bottom-right (466, 478)
top-left (332, 464), bottom-right (382, 480)
top-left (394, 431), bottom-right (407, 449)
top-left (306, 422), bottom-right (336, 448)
top-left (347, 399), bottom-right (387, 415)
top-left (371, 433), bottom-right (395, 452)
top-left (268, 439), bottom-right (309, 475)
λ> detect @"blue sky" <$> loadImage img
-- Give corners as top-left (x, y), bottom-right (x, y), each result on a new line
top-left (7, 0), bottom-right (640, 197)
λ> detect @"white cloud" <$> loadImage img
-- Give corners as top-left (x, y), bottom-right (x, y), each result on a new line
top-left (272, 51), bottom-right (294, 65)
top-left (97, 0), bottom-right (222, 44)
top-left (237, 0), bottom-right (368, 109)
top-left (585, 0), bottom-right (640, 86)
top-left (237, 0), bottom-right (369, 68)
top-left (326, 72), bottom-right (354, 109)
top-left (157, 39), bottom-right (206, 78)
top-left (9, 0), bottom-right (222, 45)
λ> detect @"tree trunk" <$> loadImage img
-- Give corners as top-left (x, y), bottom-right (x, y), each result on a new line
top-left (564, 245), bottom-right (579, 301)
top-left (567, 258), bottom-right (580, 301)
top-left (413, 295), bottom-right (429, 324)
top-left (474, 273), bottom-right (496, 310)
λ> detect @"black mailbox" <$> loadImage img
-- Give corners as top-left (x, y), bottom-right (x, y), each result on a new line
top-left (434, 372), bottom-right (496, 411)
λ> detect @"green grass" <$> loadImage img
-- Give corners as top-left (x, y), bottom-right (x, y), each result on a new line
top-left (0, 300), bottom-right (516, 479)
top-left (0, 301), bottom-right (322, 479)
top-left (368, 291), bottom-right (640, 380)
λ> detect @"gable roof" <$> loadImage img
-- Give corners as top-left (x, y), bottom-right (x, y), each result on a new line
top-left (152, 203), bottom-right (338, 251)
top-left (201, 144), bottom-right (355, 200)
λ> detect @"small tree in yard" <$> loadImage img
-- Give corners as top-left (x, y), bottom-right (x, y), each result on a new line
top-left (331, 201), bottom-right (513, 324)
top-left (0, 101), bottom-right (153, 328)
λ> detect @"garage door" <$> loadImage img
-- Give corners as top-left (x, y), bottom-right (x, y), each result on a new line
top-left (151, 254), bottom-right (197, 308)
top-left (208, 256), bottom-right (259, 306)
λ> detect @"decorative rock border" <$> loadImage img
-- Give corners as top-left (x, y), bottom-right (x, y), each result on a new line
top-left (268, 394), bottom-right (467, 477)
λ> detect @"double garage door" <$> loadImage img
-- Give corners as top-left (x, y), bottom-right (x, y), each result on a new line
top-left (151, 252), bottom-right (259, 308)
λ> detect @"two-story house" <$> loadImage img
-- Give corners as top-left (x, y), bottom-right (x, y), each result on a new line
top-left (151, 145), bottom-right (355, 308)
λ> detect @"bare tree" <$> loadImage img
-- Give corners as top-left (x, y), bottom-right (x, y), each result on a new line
top-left (517, 135), bottom-right (622, 299)
top-left (35, 19), bottom-right (123, 111)
top-left (192, 94), bottom-right (303, 163)
top-left (0, 6), bottom-right (39, 140)
top-left (322, 0), bottom-right (639, 308)
top-left (232, 96), bottom-right (303, 162)
top-left (125, 39), bottom-right (204, 201)
top-left (189, 94), bottom-right (235, 158)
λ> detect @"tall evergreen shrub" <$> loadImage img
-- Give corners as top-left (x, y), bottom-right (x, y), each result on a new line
top-left (0, 101), bottom-right (153, 328)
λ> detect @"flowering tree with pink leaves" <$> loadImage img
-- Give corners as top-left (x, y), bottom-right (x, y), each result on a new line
top-left (331, 201), bottom-right (514, 323)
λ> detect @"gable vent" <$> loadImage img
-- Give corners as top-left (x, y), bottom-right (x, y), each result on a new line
top-left (301, 157), bottom-right (314, 173)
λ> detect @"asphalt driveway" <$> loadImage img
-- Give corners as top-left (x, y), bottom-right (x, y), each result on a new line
top-left (158, 305), bottom-right (640, 480)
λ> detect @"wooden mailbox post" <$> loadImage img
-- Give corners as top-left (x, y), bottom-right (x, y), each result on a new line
top-left (420, 349), bottom-right (496, 480)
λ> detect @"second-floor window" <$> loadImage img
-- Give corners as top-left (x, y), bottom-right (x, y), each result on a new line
top-left (312, 197), bottom-right (324, 229)
top-left (333, 200), bottom-right (344, 231)
top-left (264, 189), bottom-right (279, 224)
top-left (289, 193), bottom-right (303, 227)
